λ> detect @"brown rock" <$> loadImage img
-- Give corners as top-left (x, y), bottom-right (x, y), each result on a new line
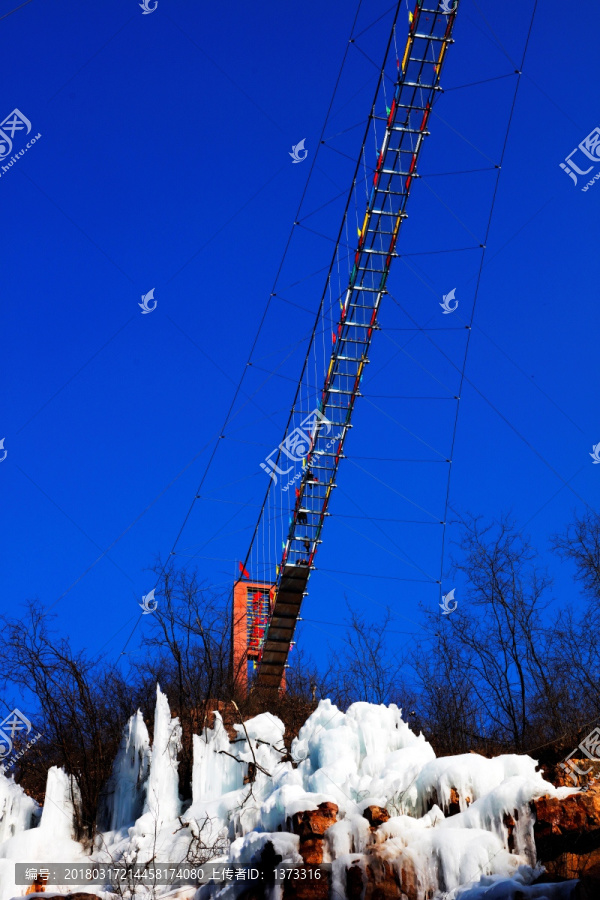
top-left (503, 811), bottom-right (518, 853)
top-left (243, 839), bottom-right (332, 900)
top-left (297, 837), bottom-right (324, 866)
top-left (543, 760), bottom-right (600, 790)
top-left (340, 855), bottom-right (420, 900)
top-left (534, 791), bottom-right (600, 842)
top-left (346, 863), bottom-right (364, 900)
top-left (398, 858), bottom-right (419, 900)
top-left (282, 870), bottom-right (330, 900)
top-left (41, 896), bottom-right (101, 900)
top-left (291, 802), bottom-right (338, 866)
top-left (292, 802), bottom-right (339, 838)
top-left (193, 701), bottom-right (239, 740)
top-left (364, 806), bottom-right (390, 828)
top-left (544, 850), bottom-right (600, 881)
top-left (364, 861), bottom-right (402, 900)
top-left (64, 896), bottom-right (103, 900)
top-left (447, 786), bottom-right (472, 816)
top-left (534, 787), bottom-right (600, 879)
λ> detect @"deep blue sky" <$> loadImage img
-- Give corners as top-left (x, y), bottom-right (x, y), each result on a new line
top-left (1, 0), bottom-right (599, 689)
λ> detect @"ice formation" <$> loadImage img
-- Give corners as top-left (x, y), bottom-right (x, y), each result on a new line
top-left (0, 691), bottom-right (581, 900)
top-left (0, 776), bottom-right (38, 845)
top-left (0, 766), bottom-right (86, 900)
top-left (143, 684), bottom-right (182, 825)
top-left (101, 709), bottom-right (151, 833)
top-left (39, 766), bottom-right (81, 840)
top-left (192, 713), bottom-right (243, 803)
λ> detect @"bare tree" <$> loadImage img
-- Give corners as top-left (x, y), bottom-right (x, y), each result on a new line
top-left (428, 516), bottom-right (563, 751)
top-left (552, 510), bottom-right (600, 602)
top-left (0, 601), bottom-right (138, 839)
top-left (326, 607), bottom-right (410, 707)
top-left (549, 512), bottom-right (600, 727)
top-left (411, 626), bottom-right (487, 756)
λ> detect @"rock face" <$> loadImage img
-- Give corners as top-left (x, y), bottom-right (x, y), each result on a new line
top-left (534, 787), bottom-right (600, 882)
top-left (447, 785), bottom-right (471, 816)
top-left (291, 802), bottom-right (338, 865)
top-left (503, 811), bottom-right (517, 853)
top-left (197, 701), bottom-right (239, 741)
top-left (346, 859), bottom-right (415, 900)
top-left (282, 871), bottom-right (331, 900)
top-left (544, 759), bottom-right (600, 790)
top-left (363, 806), bottom-right (390, 828)
top-left (273, 803), bottom-right (340, 900)
top-left (364, 862), bottom-right (403, 900)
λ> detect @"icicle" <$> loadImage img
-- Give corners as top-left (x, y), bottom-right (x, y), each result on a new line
top-left (143, 685), bottom-right (182, 824)
top-left (192, 712), bottom-right (243, 803)
top-left (0, 772), bottom-right (39, 843)
top-left (39, 767), bottom-right (81, 841)
top-left (103, 711), bottom-right (151, 831)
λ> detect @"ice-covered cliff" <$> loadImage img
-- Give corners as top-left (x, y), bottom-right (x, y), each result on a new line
top-left (0, 690), bottom-right (581, 900)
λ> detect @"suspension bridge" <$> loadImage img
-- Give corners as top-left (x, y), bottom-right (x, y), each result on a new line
top-left (232, 0), bottom-right (459, 695)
